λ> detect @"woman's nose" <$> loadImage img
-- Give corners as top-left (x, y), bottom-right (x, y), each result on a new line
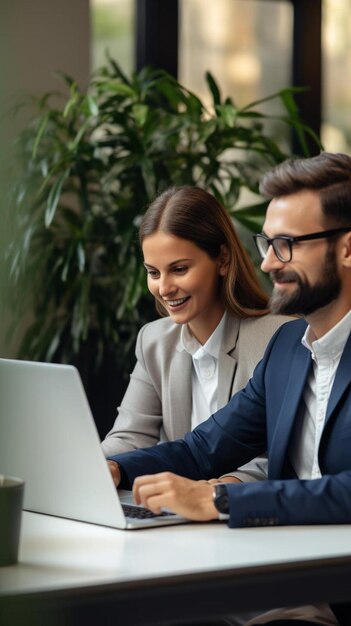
top-left (158, 274), bottom-right (175, 296)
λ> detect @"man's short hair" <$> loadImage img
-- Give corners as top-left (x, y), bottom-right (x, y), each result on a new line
top-left (259, 152), bottom-right (351, 227)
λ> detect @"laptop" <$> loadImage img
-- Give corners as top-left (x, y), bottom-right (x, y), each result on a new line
top-left (0, 358), bottom-right (189, 530)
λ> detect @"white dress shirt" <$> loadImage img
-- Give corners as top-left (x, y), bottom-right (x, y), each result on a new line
top-left (290, 309), bottom-right (351, 480)
top-left (181, 313), bottom-right (226, 430)
top-left (181, 313), bottom-right (270, 479)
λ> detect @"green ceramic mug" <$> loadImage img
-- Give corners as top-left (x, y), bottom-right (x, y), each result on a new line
top-left (0, 475), bottom-right (25, 566)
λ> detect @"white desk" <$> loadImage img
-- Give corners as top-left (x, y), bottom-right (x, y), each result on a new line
top-left (1, 511), bottom-right (351, 625)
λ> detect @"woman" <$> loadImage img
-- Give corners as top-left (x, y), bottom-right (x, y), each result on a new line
top-left (101, 186), bottom-right (291, 470)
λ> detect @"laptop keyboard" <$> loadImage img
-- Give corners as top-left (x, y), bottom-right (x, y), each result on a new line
top-left (122, 503), bottom-right (176, 519)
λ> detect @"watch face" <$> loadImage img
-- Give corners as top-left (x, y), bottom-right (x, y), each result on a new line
top-left (214, 484), bottom-right (230, 514)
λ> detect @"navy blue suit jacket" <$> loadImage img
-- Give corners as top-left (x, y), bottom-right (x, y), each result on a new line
top-left (111, 318), bottom-right (351, 528)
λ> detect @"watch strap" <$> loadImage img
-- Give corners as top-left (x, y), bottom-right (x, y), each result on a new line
top-left (212, 483), bottom-right (230, 521)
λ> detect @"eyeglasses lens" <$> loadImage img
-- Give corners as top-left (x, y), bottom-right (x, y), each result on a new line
top-left (256, 237), bottom-right (291, 262)
top-left (256, 237), bottom-right (269, 259)
top-left (274, 239), bottom-right (291, 262)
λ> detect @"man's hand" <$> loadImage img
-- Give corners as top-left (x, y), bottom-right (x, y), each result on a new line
top-left (107, 460), bottom-right (121, 486)
top-left (133, 472), bottom-right (220, 521)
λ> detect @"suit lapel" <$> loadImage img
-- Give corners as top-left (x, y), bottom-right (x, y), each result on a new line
top-left (217, 317), bottom-right (240, 408)
top-left (269, 342), bottom-right (312, 478)
top-left (326, 331), bottom-right (351, 421)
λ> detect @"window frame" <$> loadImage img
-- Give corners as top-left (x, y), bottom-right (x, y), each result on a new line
top-left (135, 0), bottom-right (322, 155)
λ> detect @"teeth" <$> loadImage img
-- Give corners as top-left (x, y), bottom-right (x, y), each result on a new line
top-left (165, 297), bottom-right (188, 307)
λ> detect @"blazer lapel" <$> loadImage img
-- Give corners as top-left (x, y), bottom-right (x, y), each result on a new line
top-left (169, 316), bottom-right (240, 437)
top-left (269, 342), bottom-right (312, 478)
top-left (218, 354), bottom-right (238, 408)
top-left (326, 331), bottom-right (351, 421)
top-left (217, 317), bottom-right (240, 408)
top-left (168, 344), bottom-right (193, 440)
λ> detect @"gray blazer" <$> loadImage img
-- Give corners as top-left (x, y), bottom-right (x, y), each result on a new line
top-left (101, 313), bottom-right (291, 456)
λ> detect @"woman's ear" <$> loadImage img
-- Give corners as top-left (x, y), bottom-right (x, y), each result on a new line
top-left (218, 244), bottom-right (230, 276)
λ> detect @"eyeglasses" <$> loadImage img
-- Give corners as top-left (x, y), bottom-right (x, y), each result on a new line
top-left (253, 227), bottom-right (351, 263)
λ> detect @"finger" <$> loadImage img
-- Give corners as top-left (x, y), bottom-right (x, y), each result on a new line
top-left (137, 479), bottom-right (173, 509)
top-left (133, 473), bottom-right (175, 503)
top-left (134, 472), bottom-right (175, 487)
top-left (132, 474), bottom-right (156, 503)
top-left (107, 461), bottom-right (120, 486)
top-left (142, 493), bottom-right (173, 515)
top-left (140, 478), bottom-right (184, 514)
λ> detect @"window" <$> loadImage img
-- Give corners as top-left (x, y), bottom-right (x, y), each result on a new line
top-left (179, 0), bottom-right (293, 114)
top-left (90, 0), bottom-right (134, 73)
top-left (322, 0), bottom-right (351, 152)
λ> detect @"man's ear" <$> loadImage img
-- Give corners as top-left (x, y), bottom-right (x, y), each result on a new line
top-left (218, 244), bottom-right (230, 276)
top-left (341, 232), bottom-right (351, 267)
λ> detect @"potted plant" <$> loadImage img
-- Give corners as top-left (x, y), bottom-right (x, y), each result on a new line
top-left (4, 60), bottom-right (320, 435)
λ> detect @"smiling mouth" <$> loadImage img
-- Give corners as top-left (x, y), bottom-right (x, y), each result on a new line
top-left (272, 271), bottom-right (298, 286)
top-left (275, 279), bottom-right (295, 285)
top-left (164, 296), bottom-right (191, 308)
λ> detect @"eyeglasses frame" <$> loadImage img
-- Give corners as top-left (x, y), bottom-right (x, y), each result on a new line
top-left (253, 227), bottom-right (351, 263)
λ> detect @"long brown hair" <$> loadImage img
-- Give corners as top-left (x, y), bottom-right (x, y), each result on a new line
top-left (139, 186), bottom-right (269, 318)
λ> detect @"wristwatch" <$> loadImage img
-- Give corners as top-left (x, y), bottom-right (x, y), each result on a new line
top-left (212, 483), bottom-right (230, 521)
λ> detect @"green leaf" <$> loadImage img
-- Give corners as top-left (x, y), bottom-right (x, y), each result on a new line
top-left (279, 88), bottom-right (300, 117)
top-left (184, 91), bottom-right (203, 117)
top-left (132, 104), bottom-right (148, 127)
top-left (32, 112), bottom-right (50, 159)
top-left (45, 169), bottom-right (70, 228)
top-left (45, 330), bottom-right (62, 361)
top-left (105, 53), bottom-right (132, 85)
top-left (216, 103), bottom-right (237, 127)
top-left (155, 79), bottom-right (185, 109)
top-left (77, 242), bottom-right (86, 272)
top-left (84, 95), bottom-right (99, 117)
top-left (53, 70), bottom-right (76, 88)
top-left (232, 202), bottom-right (269, 232)
top-left (140, 158), bottom-right (156, 197)
top-left (206, 72), bottom-right (221, 106)
top-left (69, 118), bottom-right (92, 151)
top-left (63, 84), bottom-right (79, 119)
top-left (98, 80), bottom-right (136, 98)
top-left (239, 89), bottom-right (288, 112)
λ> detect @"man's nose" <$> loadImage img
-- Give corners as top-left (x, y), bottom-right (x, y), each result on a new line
top-left (260, 245), bottom-right (285, 274)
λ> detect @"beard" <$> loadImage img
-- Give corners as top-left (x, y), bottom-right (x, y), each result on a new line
top-left (269, 244), bottom-right (341, 316)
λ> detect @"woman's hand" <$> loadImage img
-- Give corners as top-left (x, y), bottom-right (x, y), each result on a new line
top-left (132, 472), bottom-right (220, 521)
top-left (107, 460), bottom-right (121, 486)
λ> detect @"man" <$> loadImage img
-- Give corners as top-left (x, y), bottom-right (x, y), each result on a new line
top-left (108, 152), bottom-right (351, 626)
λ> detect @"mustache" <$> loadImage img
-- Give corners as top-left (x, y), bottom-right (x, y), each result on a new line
top-left (270, 270), bottom-right (301, 284)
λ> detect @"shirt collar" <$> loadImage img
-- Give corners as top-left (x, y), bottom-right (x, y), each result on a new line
top-left (180, 312), bottom-right (227, 358)
top-left (301, 310), bottom-right (351, 361)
